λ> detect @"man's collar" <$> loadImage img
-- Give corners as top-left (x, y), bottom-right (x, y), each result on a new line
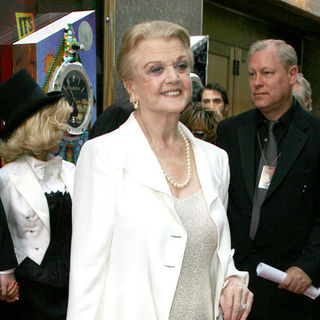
top-left (256, 100), bottom-right (297, 129)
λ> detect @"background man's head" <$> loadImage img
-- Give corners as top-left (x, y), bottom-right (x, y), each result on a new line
top-left (247, 39), bottom-right (298, 119)
top-left (199, 83), bottom-right (229, 119)
top-left (293, 73), bottom-right (312, 111)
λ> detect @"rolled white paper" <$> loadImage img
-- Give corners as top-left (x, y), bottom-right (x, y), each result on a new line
top-left (256, 262), bottom-right (320, 300)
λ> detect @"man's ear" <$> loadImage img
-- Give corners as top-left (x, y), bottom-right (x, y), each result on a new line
top-left (224, 104), bottom-right (229, 115)
top-left (288, 65), bottom-right (298, 85)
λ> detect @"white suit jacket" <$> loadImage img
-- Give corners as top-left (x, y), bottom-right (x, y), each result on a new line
top-left (0, 157), bottom-right (74, 265)
top-left (67, 113), bottom-right (248, 320)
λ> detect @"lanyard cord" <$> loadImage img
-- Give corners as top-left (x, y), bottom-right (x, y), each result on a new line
top-left (257, 132), bottom-right (281, 167)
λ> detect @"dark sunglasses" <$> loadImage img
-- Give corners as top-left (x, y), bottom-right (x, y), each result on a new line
top-left (193, 131), bottom-right (207, 140)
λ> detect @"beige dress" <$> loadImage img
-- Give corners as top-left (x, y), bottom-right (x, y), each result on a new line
top-left (169, 190), bottom-right (218, 320)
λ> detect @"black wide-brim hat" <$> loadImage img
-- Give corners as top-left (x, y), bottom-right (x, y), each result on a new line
top-left (0, 68), bottom-right (63, 140)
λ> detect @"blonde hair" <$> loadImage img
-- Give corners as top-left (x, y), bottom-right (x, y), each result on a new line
top-left (0, 99), bottom-right (72, 162)
top-left (117, 20), bottom-right (194, 81)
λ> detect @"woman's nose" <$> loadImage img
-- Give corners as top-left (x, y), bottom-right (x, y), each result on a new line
top-left (165, 66), bottom-right (180, 83)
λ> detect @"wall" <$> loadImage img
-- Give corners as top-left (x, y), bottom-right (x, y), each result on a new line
top-left (113, 0), bottom-right (203, 102)
top-left (203, 1), bottom-right (303, 61)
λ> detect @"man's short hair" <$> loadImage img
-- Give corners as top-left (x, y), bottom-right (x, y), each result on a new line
top-left (248, 39), bottom-right (297, 70)
top-left (198, 82), bottom-right (229, 106)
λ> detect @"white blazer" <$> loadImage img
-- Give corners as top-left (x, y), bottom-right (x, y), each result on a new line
top-left (0, 157), bottom-right (74, 265)
top-left (67, 113), bottom-right (248, 320)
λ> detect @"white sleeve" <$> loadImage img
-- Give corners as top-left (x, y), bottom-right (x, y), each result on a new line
top-left (220, 149), bottom-right (230, 211)
top-left (67, 140), bottom-right (116, 319)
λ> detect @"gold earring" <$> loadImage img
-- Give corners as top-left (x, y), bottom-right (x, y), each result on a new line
top-left (132, 94), bottom-right (139, 109)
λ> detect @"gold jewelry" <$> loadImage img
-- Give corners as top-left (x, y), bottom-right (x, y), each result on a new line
top-left (132, 94), bottom-right (139, 109)
top-left (163, 126), bottom-right (191, 189)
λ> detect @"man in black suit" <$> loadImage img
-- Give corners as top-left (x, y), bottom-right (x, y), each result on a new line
top-left (216, 39), bottom-right (320, 320)
top-left (0, 199), bottom-right (18, 302)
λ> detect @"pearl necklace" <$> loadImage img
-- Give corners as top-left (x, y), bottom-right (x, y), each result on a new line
top-left (163, 126), bottom-right (191, 189)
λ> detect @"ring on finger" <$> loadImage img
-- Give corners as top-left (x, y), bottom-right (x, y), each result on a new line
top-left (240, 303), bottom-right (247, 311)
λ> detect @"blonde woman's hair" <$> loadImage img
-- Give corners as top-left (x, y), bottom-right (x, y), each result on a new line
top-left (0, 99), bottom-right (72, 162)
top-left (117, 20), bottom-right (194, 81)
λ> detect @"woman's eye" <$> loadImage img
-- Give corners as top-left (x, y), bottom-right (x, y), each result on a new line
top-left (149, 65), bottom-right (163, 74)
top-left (176, 61), bottom-right (189, 71)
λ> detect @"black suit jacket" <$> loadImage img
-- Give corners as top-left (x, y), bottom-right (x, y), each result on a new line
top-left (216, 102), bottom-right (320, 320)
top-left (0, 199), bottom-right (17, 271)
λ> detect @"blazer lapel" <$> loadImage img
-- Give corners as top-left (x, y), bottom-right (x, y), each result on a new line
top-left (237, 113), bottom-right (257, 202)
top-left (8, 162), bottom-right (50, 230)
top-left (265, 108), bottom-right (309, 201)
top-left (120, 114), bottom-right (172, 197)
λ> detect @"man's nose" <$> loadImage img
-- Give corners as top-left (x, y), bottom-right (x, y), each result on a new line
top-left (253, 73), bottom-right (263, 87)
top-left (209, 100), bottom-right (215, 109)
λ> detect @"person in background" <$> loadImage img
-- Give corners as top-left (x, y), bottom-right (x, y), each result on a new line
top-left (67, 20), bottom-right (253, 320)
top-left (180, 102), bottom-right (218, 144)
top-left (293, 72), bottom-right (312, 111)
top-left (89, 100), bottom-right (135, 139)
top-left (0, 69), bottom-right (74, 320)
top-left (216, 39), bottom-right (320, 320)
top-left (0, 199), bottom-right (19, 302)
top-left (190, 72), bottom-right (203, 102)
top-left (199, 82), bottom-right (229, 121)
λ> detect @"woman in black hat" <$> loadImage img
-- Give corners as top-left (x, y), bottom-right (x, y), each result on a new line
top-left (0, 69), bottom-right (74, 320)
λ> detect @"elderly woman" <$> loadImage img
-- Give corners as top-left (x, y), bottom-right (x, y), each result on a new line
top-left (67, 20), bottom-right (253, 320)
top-left (0, 69), bottom-right (74, 320)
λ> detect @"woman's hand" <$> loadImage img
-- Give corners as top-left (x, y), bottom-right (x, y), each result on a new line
top-left (0, 273), bottom-right (19, 302)
top-left (219, 276), bottom-right (253, 320)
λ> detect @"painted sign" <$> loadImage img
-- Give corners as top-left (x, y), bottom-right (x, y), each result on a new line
top-left (15, 12), bottom-right (35, 39)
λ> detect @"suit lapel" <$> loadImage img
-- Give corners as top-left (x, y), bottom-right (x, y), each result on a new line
top-left (121, 114), bottom-right (172, 197)
top-left (8, 161), bottom-right (50, 230)
top-left (265, 107), bottom-right (309, 201)
top-left (237, 112), bottom-right (257, 202)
